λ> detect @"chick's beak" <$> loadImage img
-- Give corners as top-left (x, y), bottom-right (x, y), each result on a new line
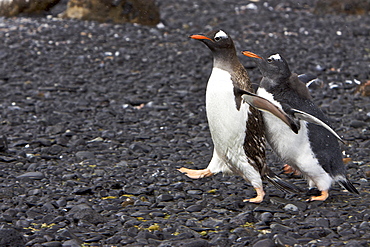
top-left (241, 51), bottom-right (263, 59)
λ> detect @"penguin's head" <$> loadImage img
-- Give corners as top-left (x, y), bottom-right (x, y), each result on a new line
top-left (190, 30), bottom-right (235, 50)
top-left (190, 30), bottom-right (236, 60)
top-left (242, 51), bottom-right (291, 85)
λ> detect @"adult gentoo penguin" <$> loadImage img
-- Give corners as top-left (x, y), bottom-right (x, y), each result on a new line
top-left (241, 51), bottom-right (359, 201)
top-left (178, 30), bottom-right (299, 203)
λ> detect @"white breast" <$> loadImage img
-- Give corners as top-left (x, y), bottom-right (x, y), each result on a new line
top-left (206, 68), bottom-right (249, 162)
top-left (257, 88), bottom-right (332, 190)
top-left (257, 88), bottom-right (313, 162)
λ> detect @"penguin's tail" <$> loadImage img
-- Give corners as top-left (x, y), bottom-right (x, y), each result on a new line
top-left (338, 179), bottom-right (359, 194)
top-left (265, 168), bottom-right (302, 193)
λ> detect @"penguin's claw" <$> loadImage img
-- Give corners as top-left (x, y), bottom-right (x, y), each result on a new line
top-left (283, 164), bottom-right (302, 176)
top-left (307, 190), bottom-right (329, 201)
top-left (178, 168), bottom-right (213, 179)
top-left (243, 187), bottom-right (265, 203)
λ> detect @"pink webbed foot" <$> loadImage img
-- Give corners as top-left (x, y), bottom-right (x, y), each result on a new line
top-left (283, 164), bottom-right (302, 176)
top-left (178, 168), bottom-right (213, 179)
top-left (307, 190), bottom-right (329, 201)
top-left (243, 187), bottom-right (265, 203)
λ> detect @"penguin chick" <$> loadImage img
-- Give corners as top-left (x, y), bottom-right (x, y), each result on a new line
top-left (178, 30), bottom-right (300, 203)
top-left (241, 51), bottom-right (359, 201)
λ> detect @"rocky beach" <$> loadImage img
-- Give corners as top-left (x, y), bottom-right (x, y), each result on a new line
top-left (0, 0), bottom-right (369, 246)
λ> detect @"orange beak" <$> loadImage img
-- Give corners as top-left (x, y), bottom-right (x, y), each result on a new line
top-left (242, 51), bottom-right (262, 59)
top-left (189, 34), bottom-right (212, 41)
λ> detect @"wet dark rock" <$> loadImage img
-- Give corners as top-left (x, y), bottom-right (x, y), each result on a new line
top-left (329, 217), bottom-right (345, 228)
top-left (252, 238), bottom-right (275, 247)
top-left (129, 142), bottom-right (153, 153)
top-left (123, 219), bottom-right (141, 228)
top-left (186, 204), bottom-right (203, 213)
top-left (230, 211), bottom-right (256, 226)
top-left (84, 234), bottom-right (104, 243)
top-left (182, 239), bottom-right (211, 247)
top-left (41, 241), bottom-right (63, 247)
top-left (157, 194), bottom-right (174, 202)
top-left (69, 204), bottom-right (106, 225)
top-left (274, 234), bottom-right (298, 247)
top-left (75, 151), bottom-right (95, 161)
top-left (0, 155), bottom-right (17, 162)
top-left (0, 135), bottom-right (8, 151)
top-left (47, 144), bottom-right (64, 155)
top-left (270, 223), bottom-right (293, 233)
top-left (73, 187), bottom-right (93, 195)
top-left (201, 217), bottom-right (224, 228)
top-left (283, 203), bottom-right (299, 212)
top-left (349, 120), bottom-right (367, 128)
top-left (186, 189), bottom-right (203, 195)
top-left (259, 211), bottom-right (273, 221)
top-left (254, 206), bottom-right (284, 213)
top-left (210, 234), bottom-right (231, 246)
top-left (359, 221), bottom-right (370, 230)
top-left (302, 228), bottom-right (334, 239)
top-left (16, 171), bottom-right (45, 180)
top-left (62, 239), bottom-right (82, 247)
top-left (0, 228), bottom-right (25, 247)
top-left (123, 185), bottom-right (147, 195)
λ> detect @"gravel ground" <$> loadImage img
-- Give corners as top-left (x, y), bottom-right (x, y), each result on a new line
top-left (0, 0), bottom-right (369, 246)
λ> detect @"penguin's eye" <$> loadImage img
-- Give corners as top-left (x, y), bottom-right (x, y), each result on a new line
top-left (267, 54), bottom-right (282, 63)
top-left (214, 30), bottom-right (228, 42)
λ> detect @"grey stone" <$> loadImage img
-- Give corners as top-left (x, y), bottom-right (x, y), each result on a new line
top-left (69, 204), bottom-right (106, 225)
top-left (16, 171), bottom-right (44, 180)
top-left (230, 211), bottom-right (256, 226)
top-left (186, 205), bottom-right (203, 212)
top-left (62, 239), bottom-right (82, 247)
top-left (0, 228), bottom-right (25, 247)
top-left (259, 212), bottom-right (274, 224)
top-left (157, 194), bottom-right (174, 202)
top-left (274, 234), bottom-right (299, 247)
top-left (75, 151), bottom-right (95, 161)
top-left (283, 204), bottom-right (299, 212)
top-left (41, 241), bottom-right (63, 247)
top-left (252, 238), bottom-right (275, 247)
top-left (270, 223), bottom-right (292, 233)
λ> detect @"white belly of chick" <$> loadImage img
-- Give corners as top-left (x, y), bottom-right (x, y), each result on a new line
top-left (206, 68), bottom-right (250, 172)
top-left (257, 88), bottom-right (332, 190)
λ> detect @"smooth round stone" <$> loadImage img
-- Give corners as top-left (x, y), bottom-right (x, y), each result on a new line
top-left (186, 205), bottom-right (203, 213)
top-left (16, 171), bottom-right (44, 180)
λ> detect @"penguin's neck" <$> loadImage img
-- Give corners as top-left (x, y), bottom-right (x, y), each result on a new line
top-left (260, 77), bottom-right (279, 92)
top-left (213, 50), bottom-right (241, 75)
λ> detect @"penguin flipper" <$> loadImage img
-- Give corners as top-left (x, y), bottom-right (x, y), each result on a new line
top-left (298, 73), bottom-right (323, 89)
top-left (290, 109), bottom-right (346, 144)
top-left (298, 73), bottom-right (317, 84)
top-left (264, 168), bottom-right (302, 194)
top-left (240, 91), bottom-right (299, 134)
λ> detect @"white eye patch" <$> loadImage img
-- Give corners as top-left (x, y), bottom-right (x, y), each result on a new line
top-left (215, 30), bottom-right (228, 39)
top-left (268, 54), bottom-right (282, 61)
